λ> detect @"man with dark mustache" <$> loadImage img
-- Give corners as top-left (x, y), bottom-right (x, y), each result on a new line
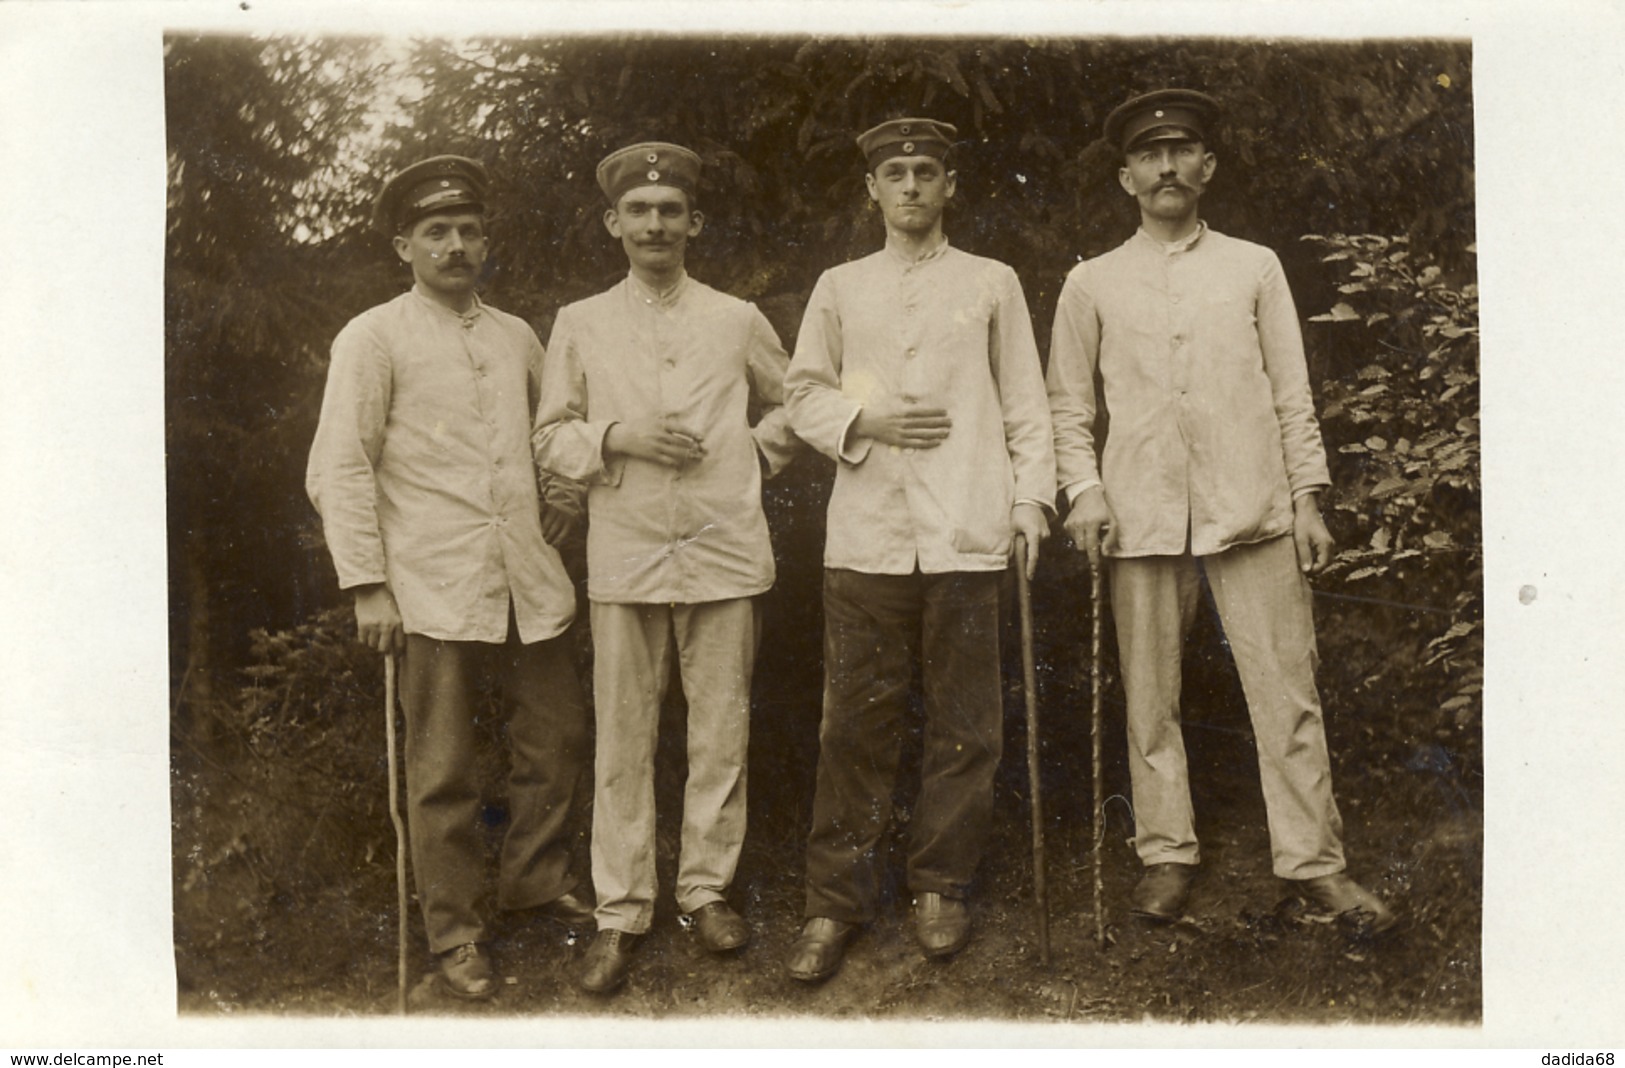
top-left (307, 155), bottom-right (593, 1001)
top-left (532, 141), bottom-right (800, 994)
top-left (1046, 90), bottom-right (1396, 932)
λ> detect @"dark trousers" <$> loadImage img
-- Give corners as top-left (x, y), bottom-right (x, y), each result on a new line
top-left (400, 623), bottom-right (588, 953)
top-left (802, 568), bottom-right (1004, 923)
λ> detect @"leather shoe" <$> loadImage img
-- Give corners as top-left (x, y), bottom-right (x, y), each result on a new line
top-left (1131, 862), bottom-right (1196, 920)
top-left (913, 892), bottom-right (971, 959)
top-left (439, 942), bottom-right (495, 1000)
top-left (688, 901), bottom-right (751, 953)
top-left (535, 889), bottom-right (596, 927)
top-left (1294, 872), bottom-right (1397, 933)
top-left (578, 928), bottom-right (639, 994)
top-left (785, 917), bottom-right (856, 983)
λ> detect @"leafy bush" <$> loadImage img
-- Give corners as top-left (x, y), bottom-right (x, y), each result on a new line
top-left (172, 607), bottom-right (400, 985)
top-left (1304, 233), bottom-right (1481, 771)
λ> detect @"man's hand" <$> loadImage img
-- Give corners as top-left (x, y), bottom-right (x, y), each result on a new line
top-left (1292, 493), bottom-right (1336, 575)
top-left (1012, 502), bottom-right (1049, 580)
top-left (604, 417), bottom-right (708, 468)
top-left (538, 502), bottom-right (579, 547)
top-left (853, 394), bottom-right (952, 450)
top-left (1062, 485), bottom-right (1115, 568)
top-left (355, 584), bottom-right (405, 656)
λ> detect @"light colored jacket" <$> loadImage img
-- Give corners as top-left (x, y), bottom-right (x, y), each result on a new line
top-left (1046, 225), bottom-right (1330, 558)
top-left (786, 242), bottom-right (1056, 575)
top-left (531, 273), bottom-right (798, 604)
top-left (306, 288), bottom-right (576, 644)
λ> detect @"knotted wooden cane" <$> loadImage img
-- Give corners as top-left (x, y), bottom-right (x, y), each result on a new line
top-left (384, 653), bottom-right (409, 1014)
top-left (1014, 535), bottom-right (1050, 966)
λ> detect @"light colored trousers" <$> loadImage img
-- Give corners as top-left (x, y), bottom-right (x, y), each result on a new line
top-left (588, 598), bottom-right (758, 933)
top-left (1111, 534), bottom-right (1346, 879)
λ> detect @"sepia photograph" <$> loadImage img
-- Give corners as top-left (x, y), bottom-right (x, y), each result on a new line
top-left (163, 27), bottom-right (1480, 1024)
top-left (3, 0), bottom-right (1623, 1054)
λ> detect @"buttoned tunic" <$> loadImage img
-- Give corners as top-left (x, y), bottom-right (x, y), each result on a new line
top-left (1047, 225), bottom-right (1346, 879)
top-left (531, 273), bottom-right (797, 605)
top-left (306, 288), bottom-right (576, 644)
top-left (1046, 225), bottom-right (1330, 558)
top-left (785, 242), bottom-right (1057, 574)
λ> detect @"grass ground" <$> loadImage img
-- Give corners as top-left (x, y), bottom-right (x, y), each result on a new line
top-left (171, 596), bottom-right (1482, 1027)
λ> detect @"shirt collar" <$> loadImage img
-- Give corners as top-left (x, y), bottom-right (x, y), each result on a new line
top-left (883, 236), bottom-right (951, 268)
top-left (628, 269), bottom-right (689, 308)
top-left (410, 285), bottom-right (484, 325)
top-left (1135, 220), bottom-right (1208, 256)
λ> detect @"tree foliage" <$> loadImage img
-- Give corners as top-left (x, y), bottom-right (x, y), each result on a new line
top-left (165, 34), bottom-right (392, 700)
top-left (1306, 232), bottom-right (1482, 765)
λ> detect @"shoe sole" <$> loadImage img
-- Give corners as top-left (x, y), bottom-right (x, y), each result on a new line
top-left (787, 960), bottom-right (842, 983)
top-left (1297, 889), bottom-right (1397, 935)
top-left (918, 930), bottom-right (971, 959)
top-left (1129, 905), bottom-right (1184, 922)
top-left (578, 965), bottom-right (630, 995)
top-left (439, 975), bottom-right (497, 1001)
top-left (1328, 906), bottom-right (1397, 935)
top-left (786, 938), bottom-right (851, 982)
top-left (1129, 886), bottom-right (1191, 921)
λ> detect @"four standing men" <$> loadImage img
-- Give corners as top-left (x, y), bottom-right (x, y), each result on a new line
top-left (306, 156), bottom-right (594, 1002)
top-left (781, 119), bottom-right (1056, 982)
top-left (531, 142), bottom-right (800, 993)
top-left (307, 92), bottom-right (1395, 999)
top-left (1045, 89), bottom-right (1394, 932)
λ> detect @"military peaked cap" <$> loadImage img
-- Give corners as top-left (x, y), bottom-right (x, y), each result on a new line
top-left (596, 142), bottom-right (702, 205)
top-left (371, 155), bottom-right (489, 236)
top-left (1103, 89), bottom-right (1221, 153)
top-left (855, 118), bottom-right (958, 170)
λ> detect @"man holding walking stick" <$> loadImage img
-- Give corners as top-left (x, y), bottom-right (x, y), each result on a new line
top-left (1046, 90), bottom-right (1395, 932)
top-left (782, 118), bottom-right (1056, 982)
top-left (307, 155), bottom-right (594, 1001)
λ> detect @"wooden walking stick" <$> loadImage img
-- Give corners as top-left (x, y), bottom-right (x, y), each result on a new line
top-left (1015, 534), bottom-right (1051, 966)
top-left (384, 653), bottom-right (409, 1015)
top-left (1089, 558), bottom-right (1106, 949)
